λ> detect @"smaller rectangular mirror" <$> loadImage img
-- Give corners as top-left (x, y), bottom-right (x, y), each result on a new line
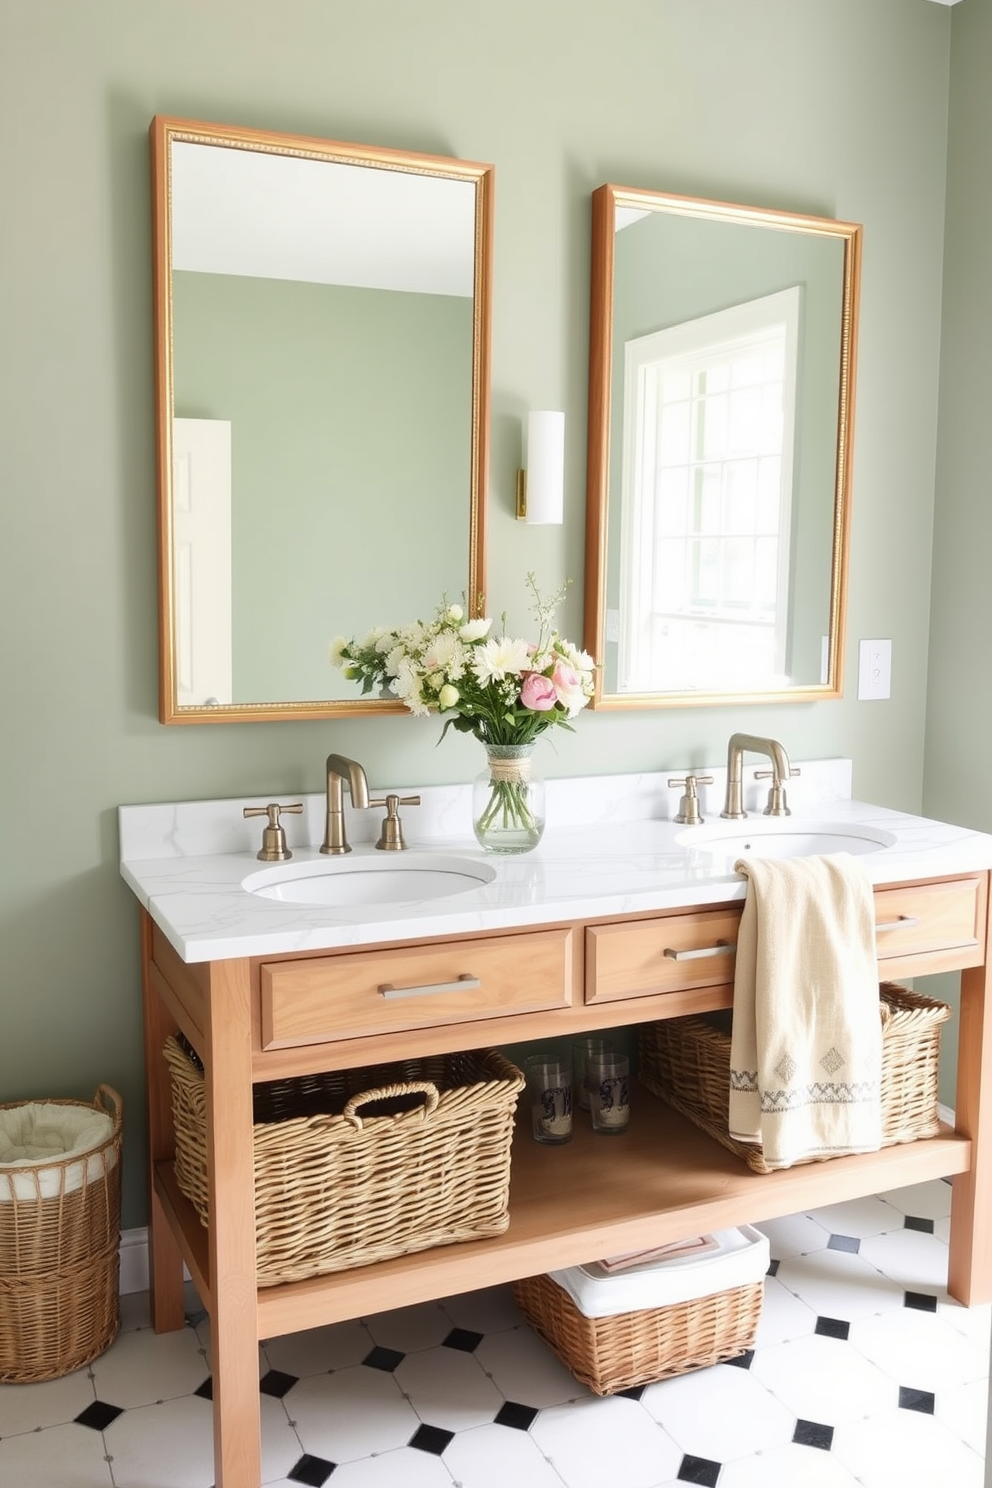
top-left (150, 116), bottom-right (494, 723)
top-left (584, 184), bottom-right (861, 709)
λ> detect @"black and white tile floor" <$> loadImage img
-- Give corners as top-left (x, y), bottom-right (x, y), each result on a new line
top-left (0, 1179), bottom-right (986, 1487)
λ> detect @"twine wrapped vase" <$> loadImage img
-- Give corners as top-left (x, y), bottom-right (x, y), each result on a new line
top-left (472, 743), bottom-right (546, 854)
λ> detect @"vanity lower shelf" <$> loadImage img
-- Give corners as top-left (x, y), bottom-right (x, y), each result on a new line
top-left (154, 1082), bottom-right (971, 1341)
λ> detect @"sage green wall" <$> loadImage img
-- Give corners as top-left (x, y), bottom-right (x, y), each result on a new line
top-left (173, 272), bottom-right (471, 702)
top-left (0, 0), bottom-right (956, 1226)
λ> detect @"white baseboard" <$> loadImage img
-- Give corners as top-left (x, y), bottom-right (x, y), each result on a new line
top-left (117, 1107), bottom-right (961, 1296)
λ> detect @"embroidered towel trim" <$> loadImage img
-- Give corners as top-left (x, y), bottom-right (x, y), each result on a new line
top-left (728, 852), bottom-right (882, 1170)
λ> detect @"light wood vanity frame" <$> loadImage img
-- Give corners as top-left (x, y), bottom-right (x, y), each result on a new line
top-left (141, 870), bottom-right (992, 1488)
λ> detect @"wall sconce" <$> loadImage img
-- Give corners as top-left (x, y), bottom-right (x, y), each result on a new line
top-left (516, 411), bottom-right (565, 524)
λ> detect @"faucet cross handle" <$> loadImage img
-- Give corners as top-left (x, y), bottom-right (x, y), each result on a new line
top-left (369, 793), bottom-right (421, 851)
top-left (667, 774), bottom-right (714, 826)
top-left (243, 802), bottom-right (303, 862)
top-left (754, 766), bottom-right (801, 817)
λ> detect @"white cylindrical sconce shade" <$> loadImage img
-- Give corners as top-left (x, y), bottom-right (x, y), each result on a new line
top-left (523, 411), bottom-right (565, 524)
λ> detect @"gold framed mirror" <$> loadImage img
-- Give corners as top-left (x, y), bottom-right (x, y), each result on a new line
top-left (584, 184), bottom-right (861, 710)
top-left (150, 116), bottom-right (493, 723)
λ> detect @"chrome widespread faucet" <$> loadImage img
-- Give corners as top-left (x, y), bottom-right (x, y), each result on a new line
top-left (721, 733), bottom-right (793, 819)
top-left (321, 754), bottom-right (371, 854)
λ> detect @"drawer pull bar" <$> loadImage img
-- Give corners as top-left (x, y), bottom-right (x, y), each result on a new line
top-left (379, 973), bottom-right (481, 1000)
top-left (875, 916), bottom-right (921, 933)
top-left (663, 939), bottom-right (736, 962)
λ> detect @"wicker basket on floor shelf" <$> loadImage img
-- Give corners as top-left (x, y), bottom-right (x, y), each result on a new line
top-left (0, 1086), bottom-right (123, 1384)
top-left (512, 1271), bottom-right (764, 1395)
top-left (638, 982), bottom-right (952, 1175)
top-left (163, 1035), bottom-right (524, 1286)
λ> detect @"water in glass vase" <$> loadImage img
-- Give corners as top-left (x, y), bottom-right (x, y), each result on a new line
top-left (472, 744), bottom-right (546, 854)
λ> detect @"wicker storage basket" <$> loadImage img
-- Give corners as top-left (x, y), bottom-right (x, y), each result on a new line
top-left (512, 1270), bottom-right (763, 1395)
top-left (163, 1036), bottom-right (524, 1286)
top-left (0, 1085), bottom-right (123, 1383)
top-left (639, 982), bottom-right (952, 1174)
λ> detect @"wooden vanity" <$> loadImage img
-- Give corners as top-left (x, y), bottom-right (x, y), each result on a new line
top-left (140, 865), bottom-right (992, 1487)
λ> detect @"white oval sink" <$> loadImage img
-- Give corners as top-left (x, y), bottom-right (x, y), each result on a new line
top-left (676, 820), bottom-right (897, 861)
top-left (243, 852), bottom-right (497, 907)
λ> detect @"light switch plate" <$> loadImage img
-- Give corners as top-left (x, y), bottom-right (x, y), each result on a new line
top-left (858, 638), bottom-right (892, 700)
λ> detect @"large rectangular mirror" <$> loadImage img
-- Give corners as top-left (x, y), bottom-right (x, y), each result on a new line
top-left (584, 184), bottom-right (861, 709)
top-left (150, 116), bottom-right (493, 723)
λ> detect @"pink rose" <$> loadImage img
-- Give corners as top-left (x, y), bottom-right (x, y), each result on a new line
top-left (520, 671), bottom-right (558, 712)
top-left (552, 660), bottom-right (588, 716)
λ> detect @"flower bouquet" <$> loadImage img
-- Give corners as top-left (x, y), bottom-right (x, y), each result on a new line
top-left (331, 575), bottom-right (596, 852)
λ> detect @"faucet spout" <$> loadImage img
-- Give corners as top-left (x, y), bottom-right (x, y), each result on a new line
top-left (322, 754), bottom-right (371, 854)
top-left (721, 733), bottom-right (792, 820)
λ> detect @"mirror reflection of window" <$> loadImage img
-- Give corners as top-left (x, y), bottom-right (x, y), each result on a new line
top-left (617, 288), bottom-right (800, 693)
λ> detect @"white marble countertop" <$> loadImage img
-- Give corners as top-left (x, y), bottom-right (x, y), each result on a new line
top-left (119, 762), bottom-right (992, 964)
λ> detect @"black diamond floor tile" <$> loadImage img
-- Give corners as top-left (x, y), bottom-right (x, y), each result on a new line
top-left (617, 1383), bottom-right (647, 1399)
top-left (410, 1423), bottom-right (455, 1455)
top-left (288, 1453), bottom-right (336, 1486)
top-left (827, 1233), bottom-right (860, 1253)
top-left (904, 1290), bottom-right (939, 1313)
top-left (363, 1345), bottom-right (405, 1372)
top-left (678, 1452), bottom-right (722, 1486)
top-left (767, 1257), bottom-right (780, 1276)
top-left (495, 1400), bottom-right (539, 1430)
top-left (260, 1367), bottom-right (298, 1398)
top-left (74, 1401), bottom-right (124, 1431)
top-left (724, 1348), bottom-right (754, 1369)
top-left (443, 1326), bottom-right (484, 1352)
top-left (793, 1417), bottom-right (834, 1450)
top-left (904, 1215), bottom-right (936, 1234)
top-left (899, 1385), bottom-right (936, 1414)
top-left (194, 1377), bottom-right (213, 1400)
top-left (814, 1315), bottom-right (851, 1341)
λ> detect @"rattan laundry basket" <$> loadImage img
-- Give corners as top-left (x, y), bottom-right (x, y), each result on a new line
top-left (639, 982), bottom-right (951, 1174)
top-left (513, 1270), bottom-right (764, 1395)
top-left (0, 1085), bottom-right (123, 1383)
top-left (164, 1036), bottom-right (524, 1286)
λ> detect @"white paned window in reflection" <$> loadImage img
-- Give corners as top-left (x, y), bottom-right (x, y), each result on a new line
top-left (618, 288), bottom-right (800, 693)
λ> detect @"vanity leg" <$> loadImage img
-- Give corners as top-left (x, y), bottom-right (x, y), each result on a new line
top-left (140, 911), bottom-right (185, 1332)
top-left (948, 937), bottom-right (992, 1305)
top-left (203, 956), bottom-right (261, 1488)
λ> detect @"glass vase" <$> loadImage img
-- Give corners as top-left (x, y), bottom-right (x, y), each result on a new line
top-left (472, 744), bottom-right (546, 854)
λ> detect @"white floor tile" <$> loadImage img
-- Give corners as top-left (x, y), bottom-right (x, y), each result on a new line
top-left (942, 1296), bottom-right (992, 1347)
top-left (0, 1419), bottom-right (114, 1488)
top-left (752, 1274), bottom-right (817, 1347)
top-left (119, 1292), bottom-right (152, 1333)
top-left (878, 1178), bottom-right (953, 1221)
top-left (104, 1395), bottom-right (215, 1488)
top-left (936, 1374), bottom-right (990, 1458)
top-left (718, 1439), bottom-right (864, 1486)
top-left (753, 1210), bottom-right (829, 1257)
top-left (850, 1307), bottom-right (989, 1393)
top-left (89, 1323), bottom-right (208, 1410)
top-left (641, 1360), bottom-right (794, 1458)
top-left (858, 1225), bottom-right (950, 1292)
top-left (750, 1332), bottom-right (896, 1423)
top-left (804, 1193), bottom-right (905, 1239)
top-left (365, 1299), bottom-right (453, 1354)
top-left (262, 1317), bottom-right (372, 1377)
top-left (286, 1364), bottom-right (419, 1460)
top-left (774, 1246), bottom-right (903, 1320)
top-left (444, 1421), bottom-right (571, 1488)
top-left (0, 1366), bottom-right (94, 1434)
top-left (832, 1402), bottom-right (985, 1488)
top-left (529, 1395), bottom-right (682, 1488)
top-left (476, 1323), bottom-right (582, 1407)
top-left (441, 1283), bottom-right (523, 1334)
top-left (396, 1344), bottom-right (504, 1430)
top-left (323, 1445), bottom-right (455, 1486)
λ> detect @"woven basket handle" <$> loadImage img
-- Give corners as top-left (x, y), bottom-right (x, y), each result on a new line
top-left (879, 1002), bottom-right (892, 1030)
top-left (343, 1081), bottom-right (440, 1129)
top-left (94, 1084), bottom-right (124, 1132)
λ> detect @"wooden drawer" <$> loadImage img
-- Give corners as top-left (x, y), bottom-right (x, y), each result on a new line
top-left (585, 908), bottom-right (742, 1005)
top-left (873, 876), bottom-right (987, 974)
top-left (259, 926), bottom-right (576, 1049)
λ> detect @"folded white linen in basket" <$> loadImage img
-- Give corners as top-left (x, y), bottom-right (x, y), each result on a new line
top-left (728, 852), bottom-right (882, 1169)
top-left (548, 1226), bottom-right (770, 1317)
top-left (0, 1102), bottom-right (115, 1202)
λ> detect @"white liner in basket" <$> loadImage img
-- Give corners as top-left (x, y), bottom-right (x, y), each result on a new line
top-left (0, 1102), bottom-right (117, 1201)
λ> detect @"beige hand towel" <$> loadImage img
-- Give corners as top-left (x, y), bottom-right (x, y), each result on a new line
top-left (728, 852), bottom-right (882, 1170)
